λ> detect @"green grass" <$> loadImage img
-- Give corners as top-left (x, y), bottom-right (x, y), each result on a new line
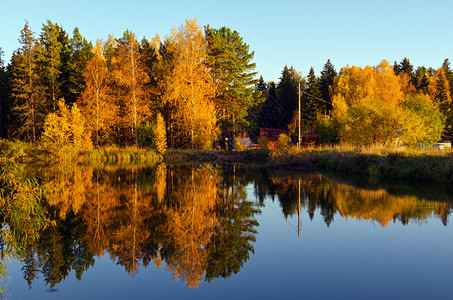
top-left (269, 144), bottom-right (453, 184)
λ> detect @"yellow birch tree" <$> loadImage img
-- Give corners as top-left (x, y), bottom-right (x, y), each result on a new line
top-left (80, 40), bottom-right (114, 147)
top-left (110, 31), bottom-right (150, 146)
top-left (163, 19), bottom-right (217, 149)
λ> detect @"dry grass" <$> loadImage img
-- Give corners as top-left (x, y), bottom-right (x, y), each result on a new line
top-left (269, 143), bottom-right (453, 183)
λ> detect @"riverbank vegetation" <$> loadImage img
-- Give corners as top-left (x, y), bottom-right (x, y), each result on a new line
top-left (0, 18), bottom-right (453, 184)
top-left (268, 145), bottom-right (453, 184)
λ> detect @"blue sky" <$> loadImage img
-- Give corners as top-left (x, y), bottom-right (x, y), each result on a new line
top-left (1, 0), bottom-right (452, 82)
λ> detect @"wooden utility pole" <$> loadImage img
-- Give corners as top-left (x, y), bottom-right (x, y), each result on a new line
top-left (298, 81), bottom-right (301, 148)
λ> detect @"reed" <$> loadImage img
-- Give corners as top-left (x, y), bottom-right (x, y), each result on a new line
top-left (83, 146), bottom-right (162, 165)
top-left (269, 144), bottom-right (453, 183)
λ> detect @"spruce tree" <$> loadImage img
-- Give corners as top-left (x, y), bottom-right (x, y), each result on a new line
top-left (414, 66), bottom-right (430, 94)
top-left (276, 65), bottom-right (300, 128)
top-left (64, 27), bottom-right (93, 105)
top-left (442, 58), bottom-right (453, 98)
top-left (319, 59), bottom-right (337, 113)
top-left (9, 22), bottom-right (45, 141)
top-left (429, 67), bottom-right (452, 136)
top-left (303, 67), bottom-right (322, 126)
top-left (257, 81), bottom-right (285, 128)
top-left (0, 47), bottom-right (7, 137)
top-left (255, 75), bottom-right (267, 92)
top-left (394, 57), bottom-right (415, 85)
top-left (38, 20), bottom-right (65, 111)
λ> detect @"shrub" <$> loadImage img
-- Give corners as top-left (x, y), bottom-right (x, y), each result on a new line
top-left (276, 133), bottom-right (291, 150)
top-left (154, 114), bottom-right (167, 154)
top-left (258, 136), bottom-right (269, 149)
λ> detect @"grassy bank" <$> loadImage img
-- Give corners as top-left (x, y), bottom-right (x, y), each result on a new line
top-left (163, 149), bottom-right (271, 164)
top-left (269, 145), bottom-right (453, 184)
top-left (1, 139), bottom-right (452, 184)
top-left (0, 140), bottom-right (162, 165)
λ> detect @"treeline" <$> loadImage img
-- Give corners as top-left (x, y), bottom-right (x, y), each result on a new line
top-left (254, 58), bottom-right (453, 146)
top-left (1, 19), bottom-right (452, 151)
top-left (0, 19), bottom-right (259, 150)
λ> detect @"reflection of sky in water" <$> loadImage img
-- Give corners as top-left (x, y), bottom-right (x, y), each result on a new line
top-left (4, 172), bottom-right (453, 300)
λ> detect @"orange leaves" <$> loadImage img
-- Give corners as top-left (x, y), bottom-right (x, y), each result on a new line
top-left (42, 99), bottom-right (92, 154)
top-left (162, 19), bottom-right (217, 149)
top-left (333, 60), bottom-right (404, 109)
top-left (110, 31), bottom-right (150, 145)
top-left (80, 40), bottom-right (114, 145)
top-left (331, 60), bottom-right (417, 146)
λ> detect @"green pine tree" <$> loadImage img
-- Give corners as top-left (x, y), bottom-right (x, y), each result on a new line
top-left (205, 26), bottom-right (260, 142)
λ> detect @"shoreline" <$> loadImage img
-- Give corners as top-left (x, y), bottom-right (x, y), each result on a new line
top-left (1, 140), bottom-right (452, 184)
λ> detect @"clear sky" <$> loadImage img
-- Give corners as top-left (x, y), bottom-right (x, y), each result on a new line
top-left (1, 0), bottom-right (452, 82)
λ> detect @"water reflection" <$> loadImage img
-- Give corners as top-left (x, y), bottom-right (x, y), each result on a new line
top-left (0, 163), bottom-right (452, 292)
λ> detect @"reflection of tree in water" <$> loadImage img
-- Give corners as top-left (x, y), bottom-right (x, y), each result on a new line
top-left (205, 164), bottom-right (261, 282)
top-left (8, 164), bottom-right (450, 290)
top-left (0, 162), bottom-right (51, 292)
top-left (160, 164), bottom-right (220, 287)
top-left (264, 169), bottom-right (453, 228)
top-left (2, 163), bottom-right (260, 289)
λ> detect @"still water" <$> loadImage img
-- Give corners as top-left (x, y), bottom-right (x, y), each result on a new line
top-left (2, 163), bottom-right (453, 299)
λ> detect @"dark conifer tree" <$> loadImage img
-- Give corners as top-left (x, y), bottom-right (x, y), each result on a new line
top-left (276, 65), bottom-right (300, 128)
top-left (255, 75), bottom-right (267, 92)
top-left (319, 59), bottom-right (336, 113)
top-left (9, 22), bottom-right (45, 141)
top-left (38, 20), bottom-right (66, 111)
top-left (0, 47), bottom-right (7, 137)
top-left (64, 27), bottom-right (93, 104)
top-left (248, 75), bottom-right (268, 135)
top-left (414, 66), bottom-right (430, 94)
top-left (303, 67), bottom-right (322, 125)
top-left (205, 26), bottom-right (259, 141)
top-left (442, 58), bottom-right (453, 97)
top-left (139, 37), bottom-right (159, 115)
top-left (256, 81), bottom-right (284, 128)
top-left (394, 57), bottom-right (415, 85)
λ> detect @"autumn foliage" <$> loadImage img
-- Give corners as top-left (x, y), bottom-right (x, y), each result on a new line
top-left (331, 60), bottom-right (444, 146)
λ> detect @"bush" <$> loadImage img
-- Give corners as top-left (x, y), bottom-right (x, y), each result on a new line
top-left (234, 136), bottom-right (250, 151)
top-left (258, 136), bottom-right (269, 149)
top-left (137, 121), bottom-right (155, 147)
top-left (314, 114), bottom-right (339, 145)
top-left (276, 134), bottom-right (291, 150)
top-left (399, 94), bottom-right (444, 147)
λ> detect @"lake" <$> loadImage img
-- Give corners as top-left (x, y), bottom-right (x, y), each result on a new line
top-left (2, 163), bottom-right (453, 299)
